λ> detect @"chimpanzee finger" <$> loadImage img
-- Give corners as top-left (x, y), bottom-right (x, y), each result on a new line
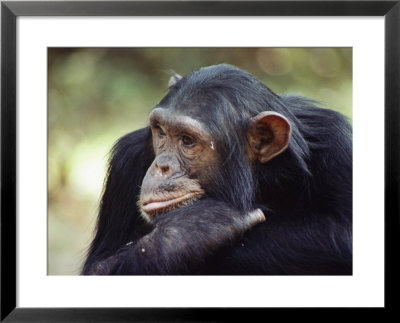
top-left (244, 208), bottom-right (265, 228)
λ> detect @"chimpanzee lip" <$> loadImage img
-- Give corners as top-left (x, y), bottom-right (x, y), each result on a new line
top-left (141, 193), bottom-right (200, 215)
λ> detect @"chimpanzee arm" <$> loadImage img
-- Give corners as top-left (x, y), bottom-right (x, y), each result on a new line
top-left (85, 199), bottom-right (265, 275)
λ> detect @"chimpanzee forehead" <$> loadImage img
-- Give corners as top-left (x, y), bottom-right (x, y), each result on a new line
top-left (149, 107), bottom-right (212, 138)
top-left (155, 90), bottom-right (239, 127)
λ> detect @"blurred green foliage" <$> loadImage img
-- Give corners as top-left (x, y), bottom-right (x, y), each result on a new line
top-left (48, 48), bottom-right (352, 275)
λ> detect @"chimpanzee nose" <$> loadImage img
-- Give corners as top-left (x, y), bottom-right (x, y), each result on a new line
top-left (158, 164), bottom-right (170, 174)
top-left (154, 156), bottom-right (172, 176)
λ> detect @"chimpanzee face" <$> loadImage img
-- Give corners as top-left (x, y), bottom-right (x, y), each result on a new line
top-left (138, 75), bottom-right (292, 223)
top-left (138, 107), bottom-right (219, 222)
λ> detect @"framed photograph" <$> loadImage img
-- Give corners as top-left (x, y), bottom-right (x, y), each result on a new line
top-left (1, 1), bottom-right (399, 321)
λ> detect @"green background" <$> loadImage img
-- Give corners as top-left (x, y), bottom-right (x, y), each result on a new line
top-left (48, 48), bottom-right (352, 275)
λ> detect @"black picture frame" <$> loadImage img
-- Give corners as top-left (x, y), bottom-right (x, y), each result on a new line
top-left (1, 1), bottom-right (399, 321)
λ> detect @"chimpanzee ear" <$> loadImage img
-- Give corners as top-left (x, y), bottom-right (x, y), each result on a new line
top-left (248, 111), bottom-right (292, 163)
top-left (168, 74), bottom-right (182, 88)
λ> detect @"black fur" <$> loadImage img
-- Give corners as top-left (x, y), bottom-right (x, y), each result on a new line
top-left (82, 64), bottom-right (352, 275)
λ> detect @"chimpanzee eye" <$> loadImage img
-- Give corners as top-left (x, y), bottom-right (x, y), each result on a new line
top-left (182, 135), bottom-right (195, 147)
top-left (155, 125), bottom-right (166, 138)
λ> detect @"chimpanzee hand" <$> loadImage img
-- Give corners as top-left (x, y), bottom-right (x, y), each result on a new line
top-left (87, 199), bottom-right (265, 275)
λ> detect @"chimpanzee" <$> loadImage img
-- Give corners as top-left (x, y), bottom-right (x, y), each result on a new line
top-left (82, 64), bottom-right (352, 275)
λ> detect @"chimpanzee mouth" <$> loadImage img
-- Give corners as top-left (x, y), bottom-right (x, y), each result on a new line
top-left (139, 193), bottom-right (202, 221)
